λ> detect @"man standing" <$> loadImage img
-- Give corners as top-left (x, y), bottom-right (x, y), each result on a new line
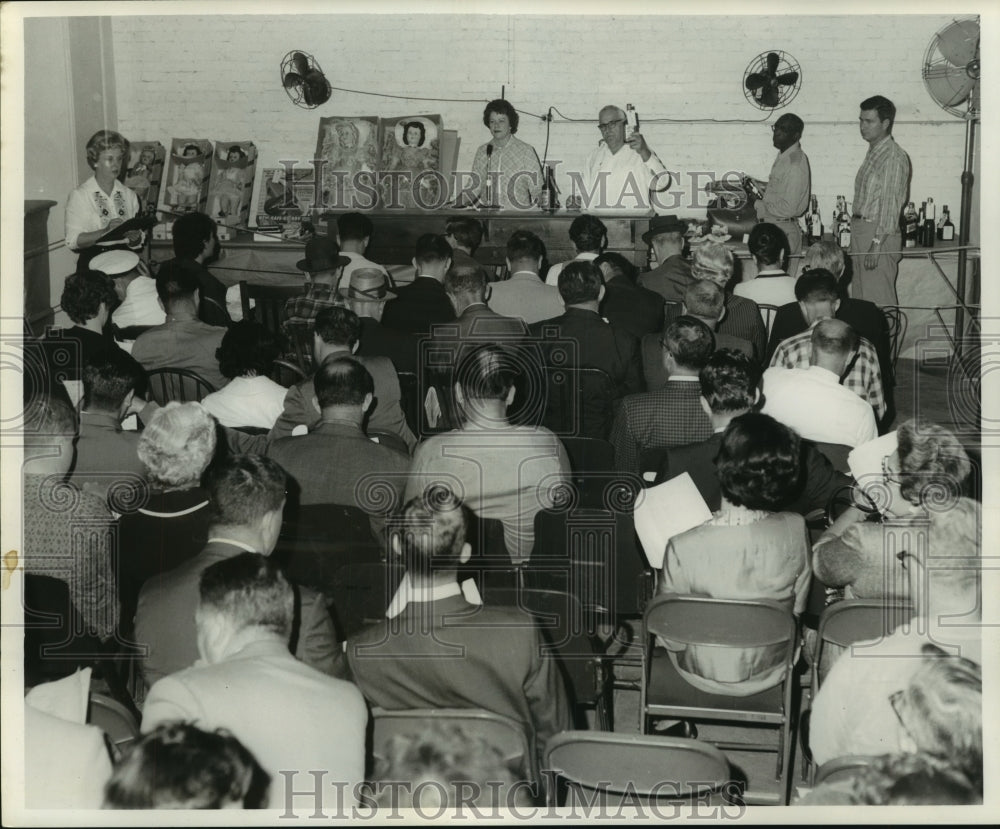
top-left (850, 95), bottom-right (910, 306)
top-left (581, 105), bottom-right (671, 212)
top-left (751, 113), bottom-right (810, 261)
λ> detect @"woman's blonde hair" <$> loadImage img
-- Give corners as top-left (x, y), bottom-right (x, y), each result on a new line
top-left (690, 242), bottom-right (734, 287)
top-left (138, 402), bottom-right (217, 489)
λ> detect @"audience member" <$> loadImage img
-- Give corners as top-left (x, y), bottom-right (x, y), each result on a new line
top-left (530, 260), bottom-right (643, 437)
top-left (763, 318), bottom-right (878, 448)
top-left (200, 321), bottom-right (287, 429)
top-left (809, 496), bottom-right (981, 764)
top-left (444, 215), bottom-right (484, 271)
top-left (813, 418), bottom-right (972, 601)
top-left (652, 349), bottom-right (848, 515)
top-left (487, 230), bottom-right (564, 324)
top-left (610, 315), bottom-right (714, 475)
top-left (283, 236), bottom-right (350, 328)
top-left (142, 552), bottom-right (366, 810)
top-left (135, 453), bottom-right (340, 688)
top-left (734, 222), bottom-right (796, 309)
top-left (104, 723), bottom-right (267, 809)
top-left (272, 305), bottom-right (415, 450)
top-left (637, 215), bottom-right (694, 304)
top-left (347, 487), bottom-right (571, 768)
top-left (92, 250), bottom-right (164, 330)
top-left (442, 264), bottom-right (527, 339)
top-left (657, 413), bottom-right (811, 695)
top-left (72, 350), bottom-right (150, 503)
top-left (642, 279), bottom-right (752, 390)
top-left (405, 345), bottom-right (570, 563)
top-left (268, 357), bottom-right (409, 528)
top-left (172, 211), bottom-right (231, 327)
top-left (768, 268), bottom-right (888, 423)
top-left (595, 251), bottom-right (665, 339)
top-left (131, 260), bottom-right (228, 390)
top-left (544, 214), bottom-right (607, 286)
top-left (381, 234), bottom-right (456, 335)
top-left (22, 392), bottom-right (119, 640)
top-left (336, 211), bottom-right (392, 290)
top-left (337, 268), bottom-right (417, 374)
top-left (689, 242), bottom-right (767, 360)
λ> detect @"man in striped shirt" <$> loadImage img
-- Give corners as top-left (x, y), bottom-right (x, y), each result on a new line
top-left (850, 95), bottom-right (911, 307)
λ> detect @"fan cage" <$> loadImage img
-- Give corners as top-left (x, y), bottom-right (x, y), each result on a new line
top-left (742, 50), bottom-right (802, 111)
top-left (280, 50), bottom-right (332, 110)
top-left (921, 17), bottom-right (980, 120)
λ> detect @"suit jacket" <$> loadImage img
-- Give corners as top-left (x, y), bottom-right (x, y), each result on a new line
top-left (135, 541), bottom-right (340, 688)
top-left (638, 255), bottom-right (693, 305)
top-left (271, 352), bottom-right (416, 450)
top-left (717, 294), bottom-right (767, 363)
top-left (640, 329), bottom-right (752, 390)
top-left (381, 276), bottom-right (456, 336)
top-left (71, 411), bottom-right (147, 503)
top-left (131, 318), bottom-right (228, 390)
top-left (182, 257), bottom-right (231, 328)
top-left (357, 315), bottom-right (418, 374)
top-left (765, 298), bottom-right (893, 387)
top-left (266, 420), bottom-right (410, 519)
top-left (142, 638), bottom-right (367, 810)
top-left (487, 273), bottom-right (565, 324)
top-left (600, 277), bottom-right (666, 340)
top-left (347, 595), bottom-right (572, 762)
top-left (653, 431), bottom-right (850, 515)
top-left (610, 378), bottom-right (713, 474)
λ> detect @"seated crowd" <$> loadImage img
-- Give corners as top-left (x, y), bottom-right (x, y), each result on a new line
top-left (21, 210), bottom-right (982, 809)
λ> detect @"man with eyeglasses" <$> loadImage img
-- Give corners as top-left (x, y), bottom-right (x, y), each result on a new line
top-left (581, 105), bottom-right (672, 212)
top-left (747, 113), bottom-right (810, 261)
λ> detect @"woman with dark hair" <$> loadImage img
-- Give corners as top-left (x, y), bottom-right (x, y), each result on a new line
top-left (657, 412), bottom-right (811, 695)
top-left (813, 417), bottom-right (973, 601)
top-left (65, 130), bottom-right (146, 269)
top-left (402, 121), bottom-right (425, 148)
top-left (469, 98), bottom-right (543, 211)
top-left (200, 321), bottom-right (287, 429)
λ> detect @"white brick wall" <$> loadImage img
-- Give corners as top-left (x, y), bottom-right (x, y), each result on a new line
top-left (111, 12), bottom-right (970, 226)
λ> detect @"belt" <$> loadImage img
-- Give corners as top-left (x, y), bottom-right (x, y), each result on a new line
top-left (852, 213), bottom-right (867, 220)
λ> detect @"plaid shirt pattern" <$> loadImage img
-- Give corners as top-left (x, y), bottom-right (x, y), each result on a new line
top-left (770, 327), bottom-right (886, 418)
top-left (610, 380), bottom-right (713, 474)
top-left (853, 136), bottom-right (910, 238)
top-left (283, 283), bottom-right (339, 330)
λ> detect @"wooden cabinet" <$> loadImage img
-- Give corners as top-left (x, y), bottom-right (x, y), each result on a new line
top-left (24, 200), bottom-right (57, 334)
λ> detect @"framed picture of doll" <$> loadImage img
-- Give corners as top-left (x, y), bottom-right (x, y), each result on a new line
top-left (123, 141), bottom-right (165, 215)
top-left (162, 138), bottom-right (214, 215)
top-left (206, 141), bottom-right (258, 228)
top-left (379, 114), bottom-right (442, 209)
top-left (314, 116), bottom-right (380, 210)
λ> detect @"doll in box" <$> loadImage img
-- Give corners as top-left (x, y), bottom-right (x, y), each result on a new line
top-left (215, 145), bottom-right (249, 218)
top-left (167, 144), bottom-right (206, 209)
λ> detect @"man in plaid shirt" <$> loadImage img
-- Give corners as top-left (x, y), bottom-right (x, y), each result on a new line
top-left (769, 269), bottom-right (886, 424)
top-left (283, 236), bottom-right (350, 330)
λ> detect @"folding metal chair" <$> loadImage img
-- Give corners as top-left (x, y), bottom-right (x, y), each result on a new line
top-left (88, 692), bottom-right (140, 762)
top-left (881, 306), bottom-right (908, 373)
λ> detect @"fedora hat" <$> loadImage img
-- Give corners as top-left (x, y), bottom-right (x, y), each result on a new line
top-left (296, 236), bottom-right (351, 272)
top-left (641, 215), bottom-right (688, 244)
top-left (338, 268), bottom-right (397, 301)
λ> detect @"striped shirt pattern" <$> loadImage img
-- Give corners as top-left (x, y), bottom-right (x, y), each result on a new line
top-left (852, 136), bottom-right (910, 238)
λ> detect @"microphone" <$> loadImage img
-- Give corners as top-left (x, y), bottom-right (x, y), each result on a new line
top-left (484, 145), bottom-right (495, 208)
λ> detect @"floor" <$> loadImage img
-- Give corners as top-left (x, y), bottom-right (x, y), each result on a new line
top-left (597, 353), bottom-right (981, 806)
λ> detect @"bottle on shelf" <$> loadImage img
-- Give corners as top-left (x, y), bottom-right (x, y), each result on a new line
top-left (902, 202), bottom-right (918, 248)
top-left (539, 164), bottom-right (560, 211)
top-left (923, 197), bottom-right (935, 248)
top-left (809, 194), bottom-right (823, 243)
top-left (940, 205), bottom-right (955, 241)
top-left (836, 196), bottom-right (851, 249)
top-left (917, 202), bottom-right (926, 246)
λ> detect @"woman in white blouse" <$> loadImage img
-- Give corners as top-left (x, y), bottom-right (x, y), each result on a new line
top-left (65, 130), bottom-right (146, 269)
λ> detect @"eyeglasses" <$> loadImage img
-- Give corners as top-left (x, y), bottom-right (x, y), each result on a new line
top-left (598, 119), bottom-right (625, 132)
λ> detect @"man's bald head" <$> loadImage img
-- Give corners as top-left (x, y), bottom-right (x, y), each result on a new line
top-left (810, 318), bottom-right (859, 376)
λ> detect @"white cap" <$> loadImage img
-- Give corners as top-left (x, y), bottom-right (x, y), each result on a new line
top-left (90, 249), bottom-right (141, 276)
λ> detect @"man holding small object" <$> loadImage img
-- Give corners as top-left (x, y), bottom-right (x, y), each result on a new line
top-left (582, 104), bottom-right (672, 212)
top-left (849, 95), bottom-right (910, 307)
top-left (749, 113), bottom-right (810, 262)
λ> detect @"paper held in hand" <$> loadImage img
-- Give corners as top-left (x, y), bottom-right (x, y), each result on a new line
top-left (634, 472), bottom-right (713, 569)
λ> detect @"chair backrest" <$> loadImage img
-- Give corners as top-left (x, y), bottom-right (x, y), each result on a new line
top-left (371, 706), bottom-right (536, 789)
top-left (145, 367), bottom-right (216, 404)
top-left (284, 319), bottom-right (315, 375)
top-left (269, 357), bottom-right (306, 388)
top-left (545, 731), bottom-right (734, 805)
top-left (239, 281), bottom-right (303, 335)
top-left (644, 594), bottom-right (797, 654)
top-left (542, 366), bottom-right (616, 440)
top-left (813, 754), bottom-right (878, 787)
top-left (758, 303), bottom-right (780, 336)
top-left (881, 306), bottom-right (908, 371)
top-left (88, 692), bottom-right (140, 761)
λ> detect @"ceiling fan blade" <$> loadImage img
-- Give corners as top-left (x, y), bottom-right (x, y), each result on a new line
top-left (746, 72), bottom-right (768, 90)
top-left (765, 52), bottom-right (781, 74)
top-left (774, 72), bottom-right (799, 87)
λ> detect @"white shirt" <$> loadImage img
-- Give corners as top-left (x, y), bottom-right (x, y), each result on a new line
top-left (65, 175), bottom-right (142, 251)
top-left (385, 574), bottom-right (483, 619)
top-left (111, 275), bottom-right (166, 328)
top-left (581, 143), bottom-right (669, 213)
top-left (761, 365), bottom-right (878, 448)
top-left (733, 269), bottom-right (797, 321)
top-left (545, 251), bottom-right (600, 287)
top-left (200, 375), bottom-right (289, 429)
top-left (337, 251), bottom-right (390, 291)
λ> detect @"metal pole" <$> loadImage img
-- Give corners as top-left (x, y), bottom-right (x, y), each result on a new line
top-left (955, 114), bottom-right (976, 350)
